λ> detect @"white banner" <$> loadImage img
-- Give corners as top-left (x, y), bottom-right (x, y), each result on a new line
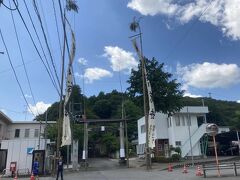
top-left (61, 66), bottom-right (73, 146)
top-left (145, 68), bottom-right (156, 148)
top-left (132, 39), bottom-right (156, 149)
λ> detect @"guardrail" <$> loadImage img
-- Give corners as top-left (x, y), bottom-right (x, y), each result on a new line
top-left (202, 162), bottom-right (240, 178)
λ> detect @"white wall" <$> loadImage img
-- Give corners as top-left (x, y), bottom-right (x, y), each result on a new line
top-left (7, 123), bottom-right (45, 139)
top-left (137, 106), bottom-right (208, 157)
top-left (0, 120), bottom-right (8, 140)
top-left (1, 139), bottom-right (46, 175)
top-left (155, 113), bottom-right (168, 139)
top-left (138, 117), bottom-right (146, 144)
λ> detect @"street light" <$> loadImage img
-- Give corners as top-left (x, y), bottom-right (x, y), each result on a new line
top-left (0, 51), bottom-right (4, 54)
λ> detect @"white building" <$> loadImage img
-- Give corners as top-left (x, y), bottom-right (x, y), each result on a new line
top-left (0, 111), bottom-right (55, 175)
top-left (137, 106), bottom-right (229, 158)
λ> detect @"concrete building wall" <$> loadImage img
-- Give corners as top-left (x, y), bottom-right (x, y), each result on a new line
top-left (138, 117), bottom-right (146, 145)
top-left (0, 120), bottom-right (8, 140)
top-left (1, 139), bottom-right (46, 175)
top-left (137, 106), bottom-right (208, 157)
top-left (155, 113), bottom-right (168, 139)
top-left (7, 123), bottom-right (45, 140)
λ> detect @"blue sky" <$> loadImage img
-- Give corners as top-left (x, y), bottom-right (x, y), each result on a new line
top-left (0, 0), bottom-right (240, 121)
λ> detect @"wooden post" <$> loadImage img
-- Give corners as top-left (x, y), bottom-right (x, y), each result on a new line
top-left (234, 162), bottom-right (237, 176)
top-left (203, 164), bottom-right (206, 178)
top-left (213, 135), bottom-right (221, 177)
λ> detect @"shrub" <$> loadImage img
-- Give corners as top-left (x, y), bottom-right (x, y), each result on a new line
top-left (171, 154), bottom-right (181, 161)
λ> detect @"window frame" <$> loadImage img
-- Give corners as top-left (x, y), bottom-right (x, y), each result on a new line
top-left (14, 129), bottom-right (20, 138)
top-left (34, 129), bottom-right (39, 138)
top-left (175, 115), bottom-right (180, 126)
top-left (24, 129), bottom-right (30, 138)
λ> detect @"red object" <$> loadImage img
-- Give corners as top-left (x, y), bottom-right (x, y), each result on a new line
top-left (168, 164), bottom-right (173, 172)
top-left (10, 162), bottom-right (17, 172)
top-left (182, 164), bottom-right (188, 173)
top-left (196, 165), bottom-right (203, 176)
top-left (30, 172), bottom-right (34, 180)
top-left (14, 174), bottom-right (18, 180)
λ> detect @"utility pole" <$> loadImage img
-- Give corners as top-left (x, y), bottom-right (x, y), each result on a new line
top-left (119, 102), bottom-right (125, 163)
top-left (57, 3), bottom-right (67, 159)
top-left (130, 17), bottom-right (151, 170)
top-left (124, 118), bottom-right (129, 167)
top-left (44, 109), bottom-right (48, 174)
top-left (208, 92), bottom-right (212, 98)
top-left (187, 106), bottom-right (194, 166)
top-left (202, 99), bottom-right (207, 123)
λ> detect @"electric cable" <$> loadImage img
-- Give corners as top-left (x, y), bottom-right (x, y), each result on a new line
top-left (0, 29), bottom-right (35, 116)
top-left (0, 0), bottom-right (18, 10)
top-left (9, 1), bottom-right (40, 116)
top-left (14, 0), bottom-right (60, 96)
top-left (32, 0), bottom-right (61, 89)
top-left (22, 0), bottom-right (59, 93)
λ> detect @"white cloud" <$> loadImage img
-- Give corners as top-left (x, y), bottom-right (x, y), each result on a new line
top-left (74, 72), bottom-right (82, 78)
top-left (78, 57), bottom-right (87, 65)
top-left (0, 109), bottom-right (6, 113)
top-left (24, 94), bottom-right (32, 98)
top-left (127, 0), bottom-right (240, 40)
top-left (104, 46), bottom-right (138, 73)
top-left (183, 92), bottom-right (202, 98)
top-left (83, 67), bottom-right (113, 83)
top-left (28, 101), bottom-right (51, 116)
top-left (177, 62), bottom-right (240, 89)
top-left (237, 100), bottom-right (240, 103)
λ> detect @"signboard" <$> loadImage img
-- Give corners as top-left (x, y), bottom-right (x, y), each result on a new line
top-left (10, 162), bottom-right (17, 172)
top-left (27, 147), bottom-right (34, 154)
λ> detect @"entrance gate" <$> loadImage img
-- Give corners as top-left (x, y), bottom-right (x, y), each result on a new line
top-left (0, 149), bottom-right (7, 172)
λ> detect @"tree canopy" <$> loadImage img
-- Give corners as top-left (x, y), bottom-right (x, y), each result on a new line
top-left (127, 57), bottom-right (184, 115)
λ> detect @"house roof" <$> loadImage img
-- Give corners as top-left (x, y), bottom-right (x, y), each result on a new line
top-left (176, 106), bottom-right (209, 114)
top-left (12, 121), bottom-right (56, 124)
top-left (0, 111), bottom-right (13, 124)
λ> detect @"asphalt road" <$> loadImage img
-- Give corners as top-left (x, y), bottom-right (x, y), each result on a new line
top-left (2, 158), bottom-right (240, 180)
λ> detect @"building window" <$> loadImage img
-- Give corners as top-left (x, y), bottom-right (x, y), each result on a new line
top-left (175, 115), bottom-right (180, 126)
top-left (141, 125), bottom-right (145, 133)
top-left (15, 129), bottom-right (20, 138)
top-left (175, 141), bottom-right (181, 146)
top-left (24, 129), bottom-right (30, 138)
top-left (181, 116), bottom-right (185, 126)
top-left (187, 116), bottom-right (191, 126)
top-left (167, 118), bottom-right (172, 127)
top-left (34, 129), bottom-right (39, 137)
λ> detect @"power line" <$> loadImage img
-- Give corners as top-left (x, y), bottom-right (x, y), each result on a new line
top-left (10, 3), bottom-right (39, 115)
top-left (22, 0), bottom-right (59, 94)
top-left (0, 28), bottom-right (35, 116)
top-left (0, 0), bottom-right (18, 11)
top-left (14, 0), bottom-right (60, 96)
top-left (32, 0), bottom-right (61, 89)
top-left (0, 59), bottom-right (37, 74)
top-left (52, 0), bottom-right (63, 60)
top-left (0, 107), bottom-right (24, 114)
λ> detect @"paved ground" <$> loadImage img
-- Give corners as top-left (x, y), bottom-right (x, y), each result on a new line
top-left (2, 158), bottom-right (240, 180)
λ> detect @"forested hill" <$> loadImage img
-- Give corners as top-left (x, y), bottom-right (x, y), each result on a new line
top-left (182, 97), bottom-right (240, 129)
top-left (36, 86), bottom-right (240, 131)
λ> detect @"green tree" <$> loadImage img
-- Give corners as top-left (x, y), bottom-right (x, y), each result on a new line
top-left (101, 132), bottom-right (119, 155)
top-left (127, 57), bottom-right (184, 115)
top-left (93, 99), bottom-right (112, 118)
